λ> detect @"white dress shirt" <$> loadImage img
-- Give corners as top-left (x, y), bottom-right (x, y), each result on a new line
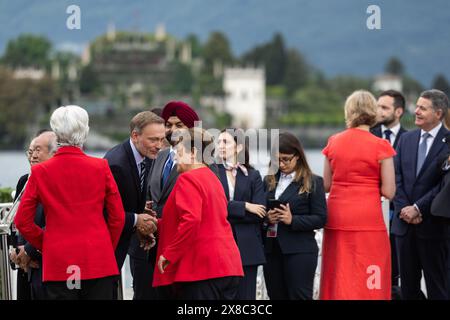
top-left (226, 175), bottom-right (235, 201)
top-left (420, 122), bottom-right (442, 157)
top-left (130, 139), bottom-right (145, 175)
top-left (129, 139), bottom-right (146, 227)
top-left (275, 172), bottom-right (295, 200)
top-left (381, 123), bottom-right (401, 146)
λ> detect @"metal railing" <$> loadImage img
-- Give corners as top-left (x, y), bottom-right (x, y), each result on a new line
top-left (0, 203), bottom-right (14, 300)
top-left (1, 198), bottom-right (390, 300)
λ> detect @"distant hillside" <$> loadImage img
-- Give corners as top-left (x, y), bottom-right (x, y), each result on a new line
top-left (0, 0), bottom-right (449, 85)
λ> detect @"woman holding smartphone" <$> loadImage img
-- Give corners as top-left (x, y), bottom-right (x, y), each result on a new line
top-left (263, 132), bottom-right (327, 300)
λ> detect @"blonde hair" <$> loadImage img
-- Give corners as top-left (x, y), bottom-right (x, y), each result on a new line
top-left (344, 90), bottom-right (378, 128)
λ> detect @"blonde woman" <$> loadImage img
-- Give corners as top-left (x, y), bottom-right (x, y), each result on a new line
top-left (320, 90), bottom-right (396, 300)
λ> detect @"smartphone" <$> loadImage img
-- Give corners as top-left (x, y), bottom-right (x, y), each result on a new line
top-left (268, 199), bottom-right (284, 210)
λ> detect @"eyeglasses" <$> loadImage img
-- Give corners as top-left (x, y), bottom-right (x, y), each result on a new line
top-left (278, 155), bottom-right (296, 164)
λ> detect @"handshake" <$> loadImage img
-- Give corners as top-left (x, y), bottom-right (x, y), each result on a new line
top-left (136, 201), bottom-right (159, 251)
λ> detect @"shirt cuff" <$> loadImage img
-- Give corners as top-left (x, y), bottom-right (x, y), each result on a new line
top-left (413, 204), bottom-right (422, 215)
top-left (133, 214), bottom-right (138, 227)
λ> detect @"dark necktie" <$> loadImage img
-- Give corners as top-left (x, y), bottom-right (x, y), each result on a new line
top-left (139, 159), bottom-right (148, 192)
top-left (384, 129), bottom-right (393, 144)
top-left (416, 132), bottom-right (431, 176)
top-left (162, 152), bottom-right (174, 187)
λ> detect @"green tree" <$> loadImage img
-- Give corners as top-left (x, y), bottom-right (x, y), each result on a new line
top-left (202, 31), bottom-right (234, 75)
top-left (385, 56), bottom-right (404, 76)
top-left (403, 75), bottom-right (424, 96)
top-left (79, 65), bottom-right (100, 94)
top-left (432, 74), bottom-right (450, 96)
top-left (1, 34), bottom-right (52, 68)
top-left (266, 33), bottom-right (287, 85)
top-left (0, 68), bottom-right (56, 148)
top-left (327, 75), bottom-right (372, 98)
top-left (283, 48), bottom-right (309, 95)
top-left (185, 34), bottom-right (202, 58)
top-left (241, 33), bottom-right (287, 86)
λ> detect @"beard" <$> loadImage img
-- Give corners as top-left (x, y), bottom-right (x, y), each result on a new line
top-left (379, 114), bottom-right (396, 127)
top-left (166, 131), bottom-right (175, 146)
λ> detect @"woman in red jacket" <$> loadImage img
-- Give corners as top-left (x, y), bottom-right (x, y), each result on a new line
top-left (14, 105), bottom-right (125, 300)
top-left (153, 128), bottom-right (244, 299)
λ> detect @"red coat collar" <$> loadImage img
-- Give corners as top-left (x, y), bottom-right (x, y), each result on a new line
top-left (54, 146), bottom-right (85, 156)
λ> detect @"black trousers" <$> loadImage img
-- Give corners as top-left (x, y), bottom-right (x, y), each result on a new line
top-left (45, 276), bottom-right (114, 300)
top-left (264, 240), bottom-right (317, 300)
top-left (130, 255), bottom-right (157, 300)
top-left (16, 269), bottom-right (31, 300)
top-left (235, 265), bottom-right (258, 300)
top-left (30, 267), bottom-right (47, 300)
top-left (168, 276), bottom-right (240, 300)
top-left (396, 228), bottom-right (448, 300)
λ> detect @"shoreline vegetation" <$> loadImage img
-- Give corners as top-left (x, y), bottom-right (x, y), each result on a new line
top-left (0, 31), bottom-right (444, 150)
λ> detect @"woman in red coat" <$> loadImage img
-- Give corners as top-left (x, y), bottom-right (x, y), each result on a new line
top-left (14, 105), bottom-right (125, 300)
top-left (153, 128), bottom-right (244, 299)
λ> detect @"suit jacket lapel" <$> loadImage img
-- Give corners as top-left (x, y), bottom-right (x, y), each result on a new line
top-left (218, 165), bottom-right (230, 200)
top-left (161, 165), bottom-right (178, 198)
top-left (417, 126), bottom-right (448, 179)
top-left (372, 125), bottom-right (382, 138)
top-left (393, 126), bottom-right (406, 149)
top-left (123, 140), bottom-right (141, 195)
top-left (270, 171), bottom-right (299, 203)
top-left (277, 181), bottom-right (299, 204)
top-left (150, 149), bottom-right (169, 201)
top-left (233, 169), bottom-right (249, 201)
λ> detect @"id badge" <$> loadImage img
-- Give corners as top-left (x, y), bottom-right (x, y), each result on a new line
top-left (266, 223), bottom-right (278, 238)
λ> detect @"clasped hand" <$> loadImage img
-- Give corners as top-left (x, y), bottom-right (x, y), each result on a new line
top-left (400, 205), bottom-right (422, 224)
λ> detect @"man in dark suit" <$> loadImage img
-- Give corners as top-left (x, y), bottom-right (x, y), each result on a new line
top-left (370, 89), bottom-right (407, 298)
top-left (12, 130), bottom-right (57, 300)
top-left (104, 111), bottom-right (165, 300)
top-left (146, 101), bottom-right (200, 298)
top-left (393, 89), bottom-right (450, 300)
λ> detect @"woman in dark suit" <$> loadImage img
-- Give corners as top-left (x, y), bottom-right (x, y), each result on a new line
top-left (263, 132), bottom-right (327, 300)
top-left (216, 128), bottom-right (266, 300)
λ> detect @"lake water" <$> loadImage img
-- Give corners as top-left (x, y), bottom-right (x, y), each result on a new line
top-left (0, 149), bottom-right (325, 189)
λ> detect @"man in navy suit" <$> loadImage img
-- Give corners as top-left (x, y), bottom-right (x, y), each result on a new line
top-left (104, 111), bottom-right (166, 299)
top-left (393, 89), bottom-right (450, 300)
top-left (370, 89), bottom-right (407, 298)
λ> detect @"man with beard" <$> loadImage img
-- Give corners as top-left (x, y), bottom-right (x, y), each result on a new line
top-left (370, 90), bottom-right (408, 299)
top-left (371, 90), bottom-right (407, 149)
top-left (146, 100), bottom-right (200, 299)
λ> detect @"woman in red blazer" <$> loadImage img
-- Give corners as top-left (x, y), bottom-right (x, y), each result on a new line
top-left (153, 128), bottom-right (243, 299)
top-left (14, 105), bottom-right (125, 300)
